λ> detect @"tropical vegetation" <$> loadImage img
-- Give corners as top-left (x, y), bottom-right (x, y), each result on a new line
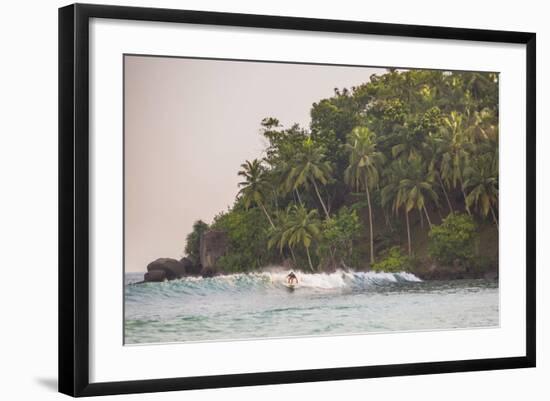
top-left (185, 69), bottom-right (499, 273)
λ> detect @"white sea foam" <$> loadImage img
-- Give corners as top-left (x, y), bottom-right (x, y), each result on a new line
top-left (198, 268), bottom-right (422, 291)
top-left (127, 269), bottom-right (422, 294)
top-left (265, 268), bottom-right (420, 288)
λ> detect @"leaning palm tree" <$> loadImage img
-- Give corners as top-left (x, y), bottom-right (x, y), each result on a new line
top-left (463, 154), bottom-right (499, 228)
top-left (381, 159), bottom-right (438, 256)
top-left (284, 139), bottom-right (333, 219)
top-left (396, 158), bottom-right (439, 230)
top-left (344, 127), bottom-right (385, 264)
top-left (271, 157), bottom-right (305, 206)
top-left (282, 205), bottom-right (321, 271)
top-left (237, 159), bottom-right (275, 228)
top-left (267, 207), bottom-right (297, 264)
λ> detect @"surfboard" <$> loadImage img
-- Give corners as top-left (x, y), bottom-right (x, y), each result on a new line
top-left (284, 283), bottom-right (296, 291)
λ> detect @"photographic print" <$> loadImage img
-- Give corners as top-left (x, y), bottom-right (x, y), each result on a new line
top-left (124, 55), bottom-right (499, 345)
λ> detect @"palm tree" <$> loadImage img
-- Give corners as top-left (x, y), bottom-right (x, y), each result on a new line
top-left (267, 207), bottom-right (297, 264)
top-left (381, 159), bottom-right (438, 256)
top-left (463, 154), bottom-right (499, 228)
top-left (271, 157), bottom-right (304, 206)
top-left (282, 205), bottom-right (321, 271)
top-left (284, 139), bottom-right (333, 219)
top-left (440, 111), bottom-right (473, 215)
top-left (391, 128), bottom-right (424, 161)
top-left (237, 159), bottom-right (275, 228)
top-left (344, 127), bottom-right (385, 264)
top-left (396, 158), bottom-right (439, 229)
top-left (381, 161), bottom-right (412, 256)
top-left (422, 134), bottom-right (454, 214)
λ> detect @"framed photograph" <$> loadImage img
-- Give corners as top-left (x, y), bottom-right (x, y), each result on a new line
top-left (59, 3), bottom-right (536, 397)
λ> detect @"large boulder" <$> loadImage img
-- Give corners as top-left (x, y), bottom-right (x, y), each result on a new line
top-left (144, 270), bottom-right (167, 282)
top-left (146, 258), bottom-right (187, 280)
top-left (180, 256), bottom-right (202, 276)
top-left (199, 230), bottom-right (228, 270)
top-left (179, 257), bottom-right (193, 269)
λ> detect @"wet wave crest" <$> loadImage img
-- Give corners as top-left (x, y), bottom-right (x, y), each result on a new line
top-left (126, 269), bottom-right (421, 297)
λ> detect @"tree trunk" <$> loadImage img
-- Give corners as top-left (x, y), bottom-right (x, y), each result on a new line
top-left (405, 209), bottom-right (412, 256)
top-left (383, 208), bottom-right (390, 227)
top-left (295, 188), bottom-right (303, 206)
top-left (365, 186), bottom-right (375, 265)
top-left (437, 173), bottom-right (454, 214)
top-left (272, 190), bottom-right (279, 210)
top-left (329, 247), bottom-right (336, 267)
top-left (289, 247), bottom-right (297, 265)
top-left (258, 201), bottom-right (275, 228)
top-left (423, 204), bottom-right (433, 229)
top-left (305, 246), bottom-right (314, 271)
top-left (311, 179), bottom-right (330, 219)
top-left (461, 184), bottom-right (472, 215)
top-left (490, 205), bottom-right (499, 229)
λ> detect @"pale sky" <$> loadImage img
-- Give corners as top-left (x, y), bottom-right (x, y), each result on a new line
top-left (124, 55), bottom-right (386, 272)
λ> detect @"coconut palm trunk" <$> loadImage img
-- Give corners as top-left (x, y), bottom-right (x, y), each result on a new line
top-left (461, 185), bottom-right (472, 215)
top-left (405, 209), bottom-right (412, 256)
top-left (311, 179), bottom-right (330, 219)
top-left (295, 188), bottom-right (303, 206)
top-left (437, 173), bottom-right (454, 214)
top-left (365, 184), bottom-right (375, 264)
top-left (305, 246), bottom-right (314, 271)
top-left (490, 205), bottom-right (499, 229)
top-left (289, 247), bottom-right (297, 265)
top-left (258, 201), bottom-right (275, 229)
top-left (423, 204), bottom-right (433, 229)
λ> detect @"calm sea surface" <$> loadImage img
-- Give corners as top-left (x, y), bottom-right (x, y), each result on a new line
top-left (124, 270), bottom-right (499, 344)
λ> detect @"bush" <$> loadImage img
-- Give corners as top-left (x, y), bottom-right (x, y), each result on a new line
top-left (428, 213), bottom-right (478, 265)
top-left (318, 207), bottom-right (362, 268)
top-left (371, 246), bottom-right (413, 272)
top-left (211, 206), bottom-right (276, 272)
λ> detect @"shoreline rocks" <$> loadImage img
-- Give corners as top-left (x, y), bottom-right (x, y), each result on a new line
top-left (199, 230), bottom-right (228, 275)
top-left (146, 258), bottom-right (188, 281)
top-left (142, 230), bottom-right (229, 282)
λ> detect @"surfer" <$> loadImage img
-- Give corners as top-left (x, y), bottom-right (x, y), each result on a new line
top-left (286, 272), bottom-right (298, 285)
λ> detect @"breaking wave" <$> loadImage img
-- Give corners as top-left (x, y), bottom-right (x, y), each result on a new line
top-left (125, 269), bottom-right (421, 297)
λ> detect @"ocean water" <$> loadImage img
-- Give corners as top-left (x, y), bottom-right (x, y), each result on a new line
top-left (124, 269), bottom-right (499, 344)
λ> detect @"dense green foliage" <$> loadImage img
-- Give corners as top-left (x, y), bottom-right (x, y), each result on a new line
top-left (185, 69), bottom-right (499, 272)
top-left (184, 220), bottom-right (209, 264)
top-left (428, 213), bottom-right (478, 265)
top-left (211, 205), bottom-right (276, 273)
top-left (371, 246), bottom-right (414, 273)
top-left (318, 207), bottom-right (362, 269)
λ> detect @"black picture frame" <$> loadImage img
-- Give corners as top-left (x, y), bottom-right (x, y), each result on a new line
top-left (59, 3), bottom-right (536, 397)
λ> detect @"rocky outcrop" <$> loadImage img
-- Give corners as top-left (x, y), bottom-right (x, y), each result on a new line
top-left (140, 230), bottom-right (230, 282)
top-left (145, 258), bottom-right (187, 281)
top-left (144, 269), bottom-right (167, 282)
top-left (200, 266), bottom-right (217, 278)
top-left (180, 256), bottom-right (202, 276)
top-left (199, 230), bottom-right (228, 275)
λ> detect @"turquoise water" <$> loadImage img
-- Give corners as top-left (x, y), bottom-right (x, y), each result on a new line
top-left (124, 270), bottom-right (499, 344)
